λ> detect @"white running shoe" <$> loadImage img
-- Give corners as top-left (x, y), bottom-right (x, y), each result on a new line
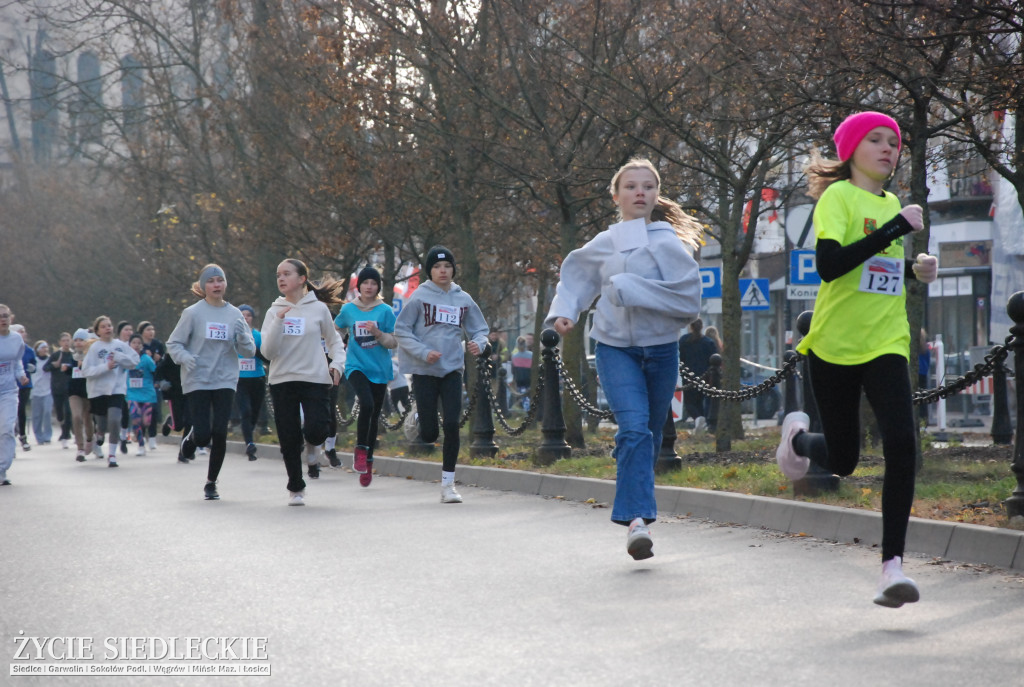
top-left (136, 444), bottom-right (146, 457)
top-left (693, 416), bottom-right (707, 437)
top-left (627, 519), bottom-right (654, 560)
top-left (288, 491), bottom-right (305, 506)
top-left (147, 437), bottom-right (158, 450)
top-left (92, 442), bottom-right (104, 459)
top-left (61, 439), bottom-right (69, 450)
top-left (441, 484), bottom-right (463, 504)
top-left (873, 556), bottom-right (920, 608)
top-left (776, 412), bottom-right (811, 480)
top-left (197, 447), bottom-right (208, 455)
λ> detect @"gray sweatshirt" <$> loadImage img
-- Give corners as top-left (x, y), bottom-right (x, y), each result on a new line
top-left (0, 332), bottom-right (26, 395)
top-left (544, 220), bottom-right (701, 347)
top-left (395, 280), bottom-right (489, 377)
top-left (166, 300), bottom-right (256, 394)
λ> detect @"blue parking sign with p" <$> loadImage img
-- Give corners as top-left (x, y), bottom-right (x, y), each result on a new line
top-left (699, 267), bottom-right (722, 298)
top-left (790, 249), bottom-right (820, 285)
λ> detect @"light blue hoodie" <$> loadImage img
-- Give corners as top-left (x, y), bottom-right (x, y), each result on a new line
top-left (545, 220), bottom-right (701, 347)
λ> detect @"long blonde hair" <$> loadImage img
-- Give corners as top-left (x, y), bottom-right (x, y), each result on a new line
top-left (610, 158), bottom-right (703, 250)
top-left (804, 149), bottom-right (852, 200)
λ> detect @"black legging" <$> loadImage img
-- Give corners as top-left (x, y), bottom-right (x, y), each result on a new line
top-left (794, 351), bottom-right (916, 562)
top-left (412, 371), bottom-right (462, 473)
top-left (17, 387), bottom-right (30, 439)
top-left (235, 377), bottom-right (266, 445)
top-left (53, 391), bottom-right (72, 440)
top-left (185, 389), bottom-right (235, 483)
top-left (348, 370), bottom-right (387, 459)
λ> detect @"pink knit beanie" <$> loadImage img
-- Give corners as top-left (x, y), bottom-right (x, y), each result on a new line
top-left (833, 112), bottom-right (901, 161)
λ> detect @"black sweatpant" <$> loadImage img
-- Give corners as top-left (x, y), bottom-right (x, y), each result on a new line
top-left (270, 381), bottom-right (332, 494)
top-left (348, 370), bottom-right (387, 459)
top-left (794, 352), bottom-right (917, 561)
top-left (185, 389), bottom-right (235, 483)
top-left (235, 377), bottom-right (266, 445)
top-left (412, 371), bottom-right (462, 473)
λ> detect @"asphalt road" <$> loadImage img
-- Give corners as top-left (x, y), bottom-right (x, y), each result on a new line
top-left (2, 441), bottom-right (1023, 686)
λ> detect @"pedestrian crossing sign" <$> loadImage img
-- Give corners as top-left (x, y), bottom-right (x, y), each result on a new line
top-left (739, 278), bottom-right (770, 311)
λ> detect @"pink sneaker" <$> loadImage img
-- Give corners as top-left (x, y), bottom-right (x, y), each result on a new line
top-left (776, 412), bottom-right (811, 480)
top-left (359, 458), bottom-right (373, 487)
top-left (353, 445), bottom-right (369, 474)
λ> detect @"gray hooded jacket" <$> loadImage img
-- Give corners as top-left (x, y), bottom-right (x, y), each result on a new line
top-left (544, 220), bottom-right (701, 347)
top-left (395, 280), bottom-right (489, 377)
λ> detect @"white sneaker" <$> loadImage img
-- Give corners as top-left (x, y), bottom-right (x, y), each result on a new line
top-left (693, 416), bottom-right (707, 436)
top-left (441, 484), bottom-right (463, 504)
top-left (136, 444), bottom-right (146, 457)
top-left (873, 556), bottom-right (920, 608)
top-left (92, 442), bottom-right (104, 459)
top-left (776, 412), bottom-right (811, 480)
top-left (288, 491), bottom-right (305, 506)
top-left (61, 439), bottom-right (69, 450)
top-left (627, 519), bottom-right (654, 560)
top-left (147, 438), bottom-right (157, 450)
top-left (197, 447), bottom-right (208, 455)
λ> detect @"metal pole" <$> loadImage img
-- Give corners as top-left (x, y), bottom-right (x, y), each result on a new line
top-left (535, 329), bottom-right (571, 465)
top-left (1002, 292), bottom-right (1024, 518)
top-left (991, 344), bottom-right (1013, 446)
top-left (470, 347), bottom-right (499, 457)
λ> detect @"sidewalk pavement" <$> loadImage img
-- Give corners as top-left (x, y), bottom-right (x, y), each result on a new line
top-left (217, 433), bottom-right (1024, 572)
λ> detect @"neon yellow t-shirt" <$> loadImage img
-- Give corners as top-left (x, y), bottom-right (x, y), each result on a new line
top-left (796, 180), bottom-right (910, 365)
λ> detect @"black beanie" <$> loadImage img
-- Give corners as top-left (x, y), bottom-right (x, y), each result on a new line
top-left (424, 245), bottom-right (456, 279)
top-left (356, 266), bottom-right (382, 291)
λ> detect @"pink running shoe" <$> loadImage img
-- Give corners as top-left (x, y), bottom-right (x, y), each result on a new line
top-left (359, 458), bottom-right (373, 487)
top-left (353, 445), bottom-right (369, 474)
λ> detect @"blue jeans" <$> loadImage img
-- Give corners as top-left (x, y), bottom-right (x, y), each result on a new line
top-left (595, 341), bottom-right (679, 525)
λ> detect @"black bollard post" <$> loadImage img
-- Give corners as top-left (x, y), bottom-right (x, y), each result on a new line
top-left (1002, 292), bottom-right (1024, 519)
top-left (792, 310), bottom-right (838, 495)
top-left (470, 345), bottom-right (499, 458)
top-left (656, 408), bottom-right (682, 474)
top-left (534, 329), bottom-right (572, 466)
top-left (783, 350), bottom-right (799, 417)
top-left (706, 354), bottom-right (721, 434)
top-left (991, 344), bottom-right (1013, 446)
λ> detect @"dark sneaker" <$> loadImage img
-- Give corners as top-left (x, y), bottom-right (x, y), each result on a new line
top-left (161, 416), bottom-right (173, 437)
top-left (75, 450), bottom-right (86, 462)
top-left (204, 482), bottom-right (220, 500)
top-left (308, 463), bottom-right (320, 479)
top-left (108, 460), bottom-right (119, 468)
top-left (119, 439), bottom-right (128, 454)
top-left (179, 428), bottom-right (196, 461)
top-left (246, 443), bottom-right (258, 461)
top-left (326, 448), bottom-right (340, 467)
top-left (20, 438), bottom-right (31, 452)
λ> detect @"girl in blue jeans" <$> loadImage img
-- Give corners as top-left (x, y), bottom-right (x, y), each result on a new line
top-left (546, 158), bottom-right (702, 559)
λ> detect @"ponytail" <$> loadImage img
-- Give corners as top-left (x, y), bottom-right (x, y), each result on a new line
top-left (283, 258), bottom-right (346, 306)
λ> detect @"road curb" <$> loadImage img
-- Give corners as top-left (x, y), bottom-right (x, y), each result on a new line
top-left (216, 437), bottom-right (1024, 571)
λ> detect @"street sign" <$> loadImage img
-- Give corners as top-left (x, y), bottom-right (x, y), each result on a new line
top-left (786, 284), bottom-right (820, 300)
top-left (739, 278), bottom-right (770, 311)
top-left (699, 267), bottom-right (722, 299)
top-left (790, 249), bottom-right (821, 285)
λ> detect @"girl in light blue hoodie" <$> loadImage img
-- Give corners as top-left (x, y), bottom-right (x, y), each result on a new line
top-left (546, 158), bottom-right (702, 561)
